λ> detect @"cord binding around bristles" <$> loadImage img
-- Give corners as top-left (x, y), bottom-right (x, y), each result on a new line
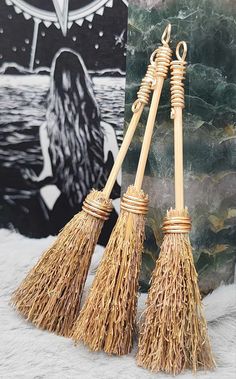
top-left (162, 214), bottom-right (191, 233)
top-left (120, 193), bottom-right (149, 215)
top-left (82, 197), bottom-right (113, 220)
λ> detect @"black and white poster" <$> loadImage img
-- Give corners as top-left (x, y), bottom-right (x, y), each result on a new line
top-left (0, 0), bottom-right (128, 242)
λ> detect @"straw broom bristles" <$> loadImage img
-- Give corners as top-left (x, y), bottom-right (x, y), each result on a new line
top-left (11, 52), bottom-right (157, 337)
top-left (137, 208), bottom-right (215, 374)
top-left (12, 190), bottom-right (112, 337)
top-left (71, 185), bottom-right (148, 354)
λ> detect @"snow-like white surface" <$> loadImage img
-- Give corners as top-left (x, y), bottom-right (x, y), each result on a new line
top-left (0, 229), bottom-right (235, 379)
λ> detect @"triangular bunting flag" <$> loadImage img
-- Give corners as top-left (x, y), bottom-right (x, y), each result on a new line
top-left (75, 19), bottom-right (84, 26)
top-left (14, 6), bottom-right (22, 14)
top-left (96, 7), bottom-right (104, 16)
top-left (106, 0), bottom-right (113, 8)
top-left (44, 21), bottom-right (52, 28)
top-left (86, 14), bottom-right (94, 22)
top-left (23, 12), bottom-right (31, 20)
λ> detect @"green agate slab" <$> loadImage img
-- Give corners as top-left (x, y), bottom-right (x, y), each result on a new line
top-left (123, 0), bottom-right (236, 294)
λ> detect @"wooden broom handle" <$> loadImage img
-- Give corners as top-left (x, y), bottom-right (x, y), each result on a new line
top-left (170, 41), bottom-right (187, 210)
top-left (102, 54), bottom-right (157, 198)
top-left (134, 24), bottom-right (172, 191)
top-left (103, 106), bottom-right (144, 197)
top-left (173, 107), bottom-right (184, 209)
top-left (134, 77), bottom-right (164, 190)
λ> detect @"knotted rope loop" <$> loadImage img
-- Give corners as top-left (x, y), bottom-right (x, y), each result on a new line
top-left (170, 41), bottom-right (187, 111)
top-left (176, 41), bottom-right (187, 62)
top-left (161, 23), bottom-right (171, 47)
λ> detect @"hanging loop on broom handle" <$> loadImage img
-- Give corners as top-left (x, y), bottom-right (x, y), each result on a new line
top-left (102, 52), bottom-right (157, 199)
top-left (170, 41), bottom-right (187, 210)
top-left (134, 24), bottom-right (172, 191)
top-left (161, 23), bottom-right (171, 47)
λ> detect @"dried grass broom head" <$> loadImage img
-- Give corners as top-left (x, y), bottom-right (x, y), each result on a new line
top-left (11, 190), bottom-right (112, 337)
top-left (71, 185), bottom-right (148, 355)
top-left (136, 208), bottom-right (216, 374)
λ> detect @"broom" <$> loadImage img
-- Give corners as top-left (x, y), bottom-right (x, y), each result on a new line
top-left (136, 41), bottom-right (216, 374)
top-left (71, 24), bottom-right (172, 355)
top-left (11, 51), bottom-right (158, 337)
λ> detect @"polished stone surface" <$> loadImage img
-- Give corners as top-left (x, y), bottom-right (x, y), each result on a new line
top-left (123, 0), bottom-right (236, 294)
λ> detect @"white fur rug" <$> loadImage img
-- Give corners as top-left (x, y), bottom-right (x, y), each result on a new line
top-left (0, 229), bottom-right (235, 379)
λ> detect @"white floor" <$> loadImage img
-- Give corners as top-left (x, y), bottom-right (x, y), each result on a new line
top-left (0, 229), bottom-right (235, 379)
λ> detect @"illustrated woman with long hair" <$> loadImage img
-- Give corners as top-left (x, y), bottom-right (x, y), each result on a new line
top-left (24, 49), bottom-right (120, 238)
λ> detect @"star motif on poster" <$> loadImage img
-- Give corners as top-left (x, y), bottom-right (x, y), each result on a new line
top-left (3, 0), bottom-right (128, 70)
top-left (52, 0), bottom-right (69, 36)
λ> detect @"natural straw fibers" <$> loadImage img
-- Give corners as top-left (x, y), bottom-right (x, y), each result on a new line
top-left (12, 190), bottom-right (112, 337)
top-left (72, 185), bottom-right (148, 354)
top-left (137, 208), bottom-right (215, 374)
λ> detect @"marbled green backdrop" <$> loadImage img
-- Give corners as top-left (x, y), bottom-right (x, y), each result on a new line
top-left (122, 0), bottom-right (236, 294)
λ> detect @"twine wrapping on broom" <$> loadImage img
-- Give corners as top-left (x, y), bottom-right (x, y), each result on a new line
top-left (11, 48), bottom-right (157, 338)
top-left (136, 42), bottom-right (215, 375)
top-left (162, 209), bottom-right (192, 233)
top-left (71, 24), bottom-right (172, 355)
